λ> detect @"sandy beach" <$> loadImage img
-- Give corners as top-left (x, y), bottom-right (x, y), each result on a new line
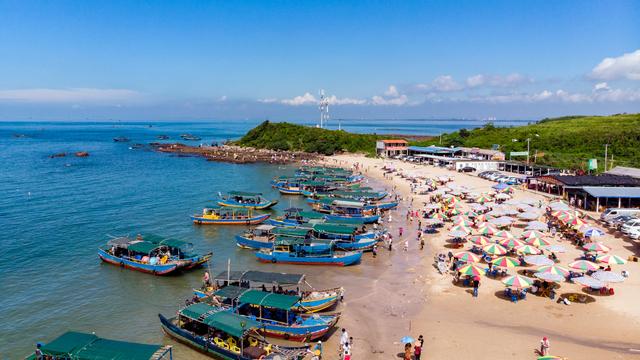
top-left (319, 154), bottom-right (640, 360)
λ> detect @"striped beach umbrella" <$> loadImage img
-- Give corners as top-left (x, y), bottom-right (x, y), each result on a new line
top-left (551, 210), bottom-right (571, 219)
top-left (520, 230), bottom-right (544, 240)
top-left (483, 243), bottom-right (507, 256)
top-left (450, 225), bottom-right (472, 234)
top-left (458, 263), bottom-right (485, 277)
top-left (568, 260), bottom-right (598, 271)
top-left (595, 254), bottom-right (627, 265)
top-left (524, 255), bottom-right (554, 266)
top-left (430, 212), bottom-right (447, 221)
top-left (582, 227), bottom-right (606, 238)
top-left (464, 210), bottom-right (478, 218)
top-left (468, 235), bottom-right (491, 246)
top-left (492, 256), bottom-right (520, 268)
top-left (454, 251), bottom-right (481, 263)
top-left (495, 230), bottom-right (515, 239)
top-left (582, 242), bottom-right (611, 253)
top-left (515, 245), bottom-right (541, 255)
top-left (525, 237), bottom-right (552, 247)
top-left (475, 214), bottom-right (488, 223)
top-left (499, 238), bottom-right (525, 249)
top-left (447, 208), bottom-right (462, 216)
top-left (452, 218), bottom-right (474, 227)
top-left (502, 275), bottom-right (534, 288)
top-left (566, 217), bottom-right (587, 227)
top-left (476, 223), bottom-right (498, 236)
top-left (537, 265), bottom-right (570, 277)
top-left (475, 195), bottom-right (492, 204)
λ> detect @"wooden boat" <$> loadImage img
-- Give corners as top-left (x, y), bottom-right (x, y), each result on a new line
top-left (311, 200), bottom-right (380, 224)
top-left (218, 191), bottom-right (278, 209)
top-left (98, 235), bottom-right (212, 275)
top-left (255, 241), bottom-right (362, 266)
top-left (210, 286), bottom-right (340, 341)
top-left (27, 331), bottom-right (172, 360)
top-left (235, 225), bottom-right (330, 254)
top-left (274, 178), bottom-right (304, 195)
top-left (192, 206), bottom-right (270, 225)
top-left (160, 303), bottom-right (308, 359)
top-left (266, 208), bottom-right (325, 227)
top-left (180, 133), bottom-right (201, 141)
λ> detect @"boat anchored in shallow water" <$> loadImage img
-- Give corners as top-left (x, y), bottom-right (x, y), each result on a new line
top-left (98, 234), bottom-right (212, 275)
top-left (218, 191), bottom-right (278, 209)
top-left (255, 239), bottom-right (362, 266)
top-left (192, 206), bottom-right (270, 225)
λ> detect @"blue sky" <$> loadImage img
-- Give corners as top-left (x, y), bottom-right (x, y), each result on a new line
top-left (0, 0), bottom-right (639, 121)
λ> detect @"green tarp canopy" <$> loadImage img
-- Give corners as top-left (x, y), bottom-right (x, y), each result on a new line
top-left (213, 271), bottom-right (304, 285)
top-left (214, 285), bottom-right (249, 300)
top-left (299, 211), bottom-right (325, 219)
top-left (126, 241), bottom-right (159, 254)
top-left (31, 331), bottom-right (162, 360)
top-left (313, 223), bottom-right (358, 235)
top-left (319, 198), bottom-right (337, 205)
top-left (202, 311), bottom-right (260, 338)
top-left (228, 191), bottom-right (261, 197)
top-left (273, 227), bottom-right (310, 237)
top-left (238, 290), bottom-right (300, 310)
top-left (274, 236), bottom-right (305, 245)
top-left (144, 234), bottom-right (190, 249)
top-left (181, 302), bottom-right (219, 320)
top-left (333, 200), bottom-right (365, 208)
top-left (300, 181), bottom-right (329, 187)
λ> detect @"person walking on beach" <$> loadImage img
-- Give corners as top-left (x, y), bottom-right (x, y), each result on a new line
top-left (404, 343), bottom-right (412, 360)
top-left (372, 244), bottom-right (378, 258)
top-left (414, 341), bottom-right (422, 360)
top-left (540, 337), bottom-right (550, 355)
top-left (399, 227), bottom-right (403, 237)
top-left (339, 328), bottom-right (349, 356)
top-left (403, 240), bottom-right (409, 251)
top-left (472, 276), bottom-right (480, 298)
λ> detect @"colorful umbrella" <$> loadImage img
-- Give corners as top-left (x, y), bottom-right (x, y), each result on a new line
top-left (476, 223), bottom-right (498, 236)
top-left (582, 242), bottom-right (611, 253)
top-left (573, 276), bottom-right (605, 289)
top-left (492, 256), bottom-right (520, 268)
top-left (534, 272), bottom-right (564, 282)
top-left (582, 228), bottom-right (606, 238)
top-left (430, 212), bottom-right (447, 221)
top-left (448, 230), bottom-right (469, 238)
top-left (475, 195), bottom-right (492, 204)
top-left (495, 230), bottom-right (515, 239)
top-left (521, 230), bottom-right (544, 240)
top-left (565, 217), bottom-right (587, 227)
top-left (454, 251), bottom-right (481, 263)
top-left (568, 260), bottom-right (598, 271)
top-left (502, 274), bottom-right (534, 288)
top-left (592, 270), bottom-right (624, 283)
top-left (447, 208), bottom-right (461, 216)
top-left (524, 255), bottom-right (554, 266)
top-left (483, 243), bottom-right (507, 256)
top-left (499, 238), bottom-right (525, 249)
top-left (458, 263), bottom-right (485, 277)
top-left (425, 203), bottom-right (441, 210)
top-left (515, 245), bottom-right (541, 255)
top-left (450, 225), bottom-right (472, 234)
top-left (595, 254), bottom-right (627, 265)
top-left (475, 214), bottom-right (488, 223)
top-left (463, 211), bottom-right (478, 218)
top-left (452, 218), bottom-right (474, 227)
top-left (468, 235), bottom-right (491, 246)
top-left (526, 237), bottom-right (552, 247)
top-left (537, 265), bottom-right (570, 277)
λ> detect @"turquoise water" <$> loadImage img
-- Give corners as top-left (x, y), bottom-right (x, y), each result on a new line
top-left (0, 119), bottom-right (525, 357)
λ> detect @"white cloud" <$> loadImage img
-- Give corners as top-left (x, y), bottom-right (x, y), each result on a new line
top-left (0, 88), bottom-right (142, 104)
top-left (326, 95), bottom-right (367, 105)
top-left (591, 49), bottom-right (640, 81)
top-left (371, 94), bottom-right (409, 106)
top-left (281, 92), bottom-right (317, 106)
top-left (383, 85), bottom-right (400, 97)
top-left (466, 73), bottom-right (531, 88)
top-left (466, 74), bottom-right (485, 88)
top-left (259, 92), bottom-right (366, 106)
top-left (594, 82), bottom-right (610, 91)
top-left (431, 75), bottom-right (463, 92)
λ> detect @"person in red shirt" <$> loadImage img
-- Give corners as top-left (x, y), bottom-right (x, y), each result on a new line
top-left (414, 341), bottom-right (422, 360)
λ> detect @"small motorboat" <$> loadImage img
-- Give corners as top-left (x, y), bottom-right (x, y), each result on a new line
top-left (191, 206), bottom-right (270, 225)
top-left (217, 191), bottom-right (278, 210)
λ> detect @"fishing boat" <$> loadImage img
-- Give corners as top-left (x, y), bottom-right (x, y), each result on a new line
top-left (98, 235), bottom-right (212, 275)
top-left (312, 200), bottom-right (380, 224)
top-left (218, 191), bottom-right (278, 209)
top-left (274, 178), bottom-right (304, 195)
top-left (195, 270), bottom-right (342, 313)
top-left (235, 225), bottom-right (329, 253)
top-left (255, 240), bottom-right (362, 266)
top-left (266, 208), bottom-right (325, 227)
top-left (180, 133), bottom-right (201, 141)
top-left (211, 286), bottom-right (340, 341)
top-left (311, 224), bottom-right (380, 251)
top-left (192, 206), bottom-right (270, 225)
top-left (160, 303), bottom-right (308, 359)
top-left (27, 331), bottom-right (172, 360)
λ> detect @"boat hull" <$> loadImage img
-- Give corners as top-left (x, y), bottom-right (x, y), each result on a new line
top-left (217, 200), bottom-right (278, 210)
top-left (192, 214), bottom-right (270, 225)
top-left (276, 187), bottom-right (303, 195)
top-left (335, 238), bottom-right (378, 252)
top-left (324, 214), bottom-right (380, 224)
top-left (235, 235), bottom-right (330, 254)
top-left (255, 251), bottom-right (362, 266)
top-left (98, 248), bottom-right (179, 275)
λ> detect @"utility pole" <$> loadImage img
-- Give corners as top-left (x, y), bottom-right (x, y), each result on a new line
top-left (318, 89), bottom-right (329, 129)
top-left (604, 143), bottom-right (609, 172)
top-left (526, 138), bottom-right (531, 164)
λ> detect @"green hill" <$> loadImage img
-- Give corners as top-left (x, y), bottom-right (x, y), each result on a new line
top-left (411, 113), bottom-right (640, 171)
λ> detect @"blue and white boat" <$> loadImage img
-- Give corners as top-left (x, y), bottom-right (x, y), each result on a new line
top-left (217, 191), bottom-right (278, 209)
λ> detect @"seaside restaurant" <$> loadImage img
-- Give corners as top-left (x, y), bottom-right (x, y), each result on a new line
top-left (376, 139), bottom-right (408, 158)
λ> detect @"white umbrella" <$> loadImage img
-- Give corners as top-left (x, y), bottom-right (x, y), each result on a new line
top-left (535, 272), bottom-right (564, 282)
top-left (448, 230), bottom-right (468, 238)
top-left (592, 270), bottom-right (625, 283)
top-left (487, 209), bottom-right (506, 217)
top-left (520, 198), bottom-right (538, 206)
top-left (433, 189), bottom-right (447, 195)
top-left (504, 199), bottom-right (521, 206)
top-left (518, 212), bottom-right (541, 220)
top-left (526, 221), bottom-right (548, 231)
top-left (543, 244), bottom-right (567, 253)
top-left (470, 203), bottom-right (487, 212)
top-left (573, 276), bottom-right (605, 289)
top-left (450, 190), bottom-right (463, 196)
top-left (549, 202), bottom-right (570, 210)
top-left (424, 218), bottom-right (443, 225)
top-left (502, 208), bottom-right (520, 216)
top-left (524, 255), bottom-right (554, 266)
top-left (490, 216), bottom-right (514, 226)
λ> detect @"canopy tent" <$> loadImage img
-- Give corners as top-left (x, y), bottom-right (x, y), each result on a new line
top-left (254, 224), bottom-right (276, 231)
top-left (228, 191), bottom-right (263, 197)
top-left (179, 303), bottom-right (260, 338)
top-left (313, 223), bottom-right (358, 235)
top-left (143, 234), bottom-right (191, 249)
top-left (298, 211), bottom-right (325, 219)
top-left (214, 285), bottom-right (250, 300)
top-left (126, 241), bottom-right (160, 254)
top-left (214, 270), bottom-right (305, 286)
top-left (238, 290), bottom-right (301, 310)
top-left (272, 227), bottom-right (310, 237)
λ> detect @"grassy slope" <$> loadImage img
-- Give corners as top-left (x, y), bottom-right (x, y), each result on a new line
top-left (411, 114), bottom-right (640, 171)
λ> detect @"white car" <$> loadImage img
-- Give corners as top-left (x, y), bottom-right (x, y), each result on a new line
top-left (628, 227), bottom-right (640, 240)
top-left (621, 219), bottom-right (640, 234)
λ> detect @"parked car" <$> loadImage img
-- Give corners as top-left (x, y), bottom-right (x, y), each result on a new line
top-left (628, 227), bottom-right (640, 240)
top-left (600, 208), bottom-right (640, 222)
top-left (605, 215), bottom-right (637, 229)
top-left (621, 219), bottom-right (640, 234)
top-left (459, 166), bottom-right (476, 173)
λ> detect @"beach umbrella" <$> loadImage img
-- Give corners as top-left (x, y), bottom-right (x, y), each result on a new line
top-left (534, 272), bottom-right (564, 282)
top-left (452, 218), bottom-right (474, 227)
top-left (502, 208), bottom-right (520, 216)
top-left (458, 263), bottom-right (485, 277)
top-left (475, 214), bottom-right (488, 223)
top-left (447, 208), bottom-right (462, 216)
top-left (520, 198), bottom-right (538, 206)
top-left (592, 270), bottom-right (624, 283)
top-left (495, 230), bottom-right (515, 239)
top-left (565, 217), bottom-right (587, 227)
top-left (568, 260), bottom-right (598, 271)
top-left (518, 211), bottom-right (541, 221)
top-left (573, 276), bottom-right (605, 289)
top-left (537, 265), bottom-right (570, 277)
top-left (492, 256), bottom-right (520, 268)
top-left (424, 218), bottom-right (443, 225)
top-left (543, 244), bottom-right (567, 253)
top-left (515, 245), bottom-right (541, 255)
top-left (551, 210), bottom-right (572, 219)
top-left (582, 227), bottom-right (606, 238)
top-left (595, 254), bottom-right (627, 265)
top-left (470, 203), bottom-right (487, 212)
top-left (475, 195), bottom-right (492, 204)
top-left (430, 213), bottom-right (447, 221)
top-left (499, 238), bottom-right (525, 249)
top-left (476, 223), bottom-right (498, 236)
top-left (486, 209), bottom-right (506, 217)
top-left (490, 216), bottom-right (514, 226)
top-left (502, 274), bottom-right (534, 288)
top-left (468, 235), bottom-right (491, 246)
top-left (549, 201), bottom-right (570, 210)
top-left (442, 193), bottom-right (455, 199)
top-left (525, 237), bottom-right (552, 248)
top-left (504, 199), bottom-right (521, 206)
top-left (401, 336), bottom-right (415, 344)
top-left (483, 243), bottom-right (507, 256)
top-left (450, 225), bottom-right (472, 234)
top-left (448, 230), bottom-right (469, 238)
top-left (454, 251), bottom-right (481, 263)
top-left (526, 221), bottom-right (548, 231)
top-left (463, 210), bottom-right (478, 218)
top-left (425, 203), bottom-right (441, 210)
top-left (495, 193), bottom-right (511, 200)
top-left (450, 190), bottom-right (463, 196)
top-left (582, 242), bottom-right (611, 253)
top-left (521, 230), bottom-right (545, 240)
top-left (524, 255), bottom-right (554, 266)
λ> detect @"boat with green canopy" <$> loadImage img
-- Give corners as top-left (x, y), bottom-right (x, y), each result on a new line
top-left (26, 331), bottom-right (172, 360)
top-left (218, 191), bottom-right (278, 209)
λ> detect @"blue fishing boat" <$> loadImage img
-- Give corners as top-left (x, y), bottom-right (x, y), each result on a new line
top-left (212, 286), bottom-right (340, 341)
top-left (160, 303), bottom-right (308, 359)
top-left (266, 208), bottom-right (325, 227)
top-left (324, 213), bottom-right (380, 224)
top-left (192, 206), bottom-right (270, 225)
top-left (98, 235), bottom-right (212, 275)
top-left (218, 191), bottom-right (278, 209)
top-left (235, 225), bottom-right (331, 254)
top-left (255, 240), bottom-right (362, 266)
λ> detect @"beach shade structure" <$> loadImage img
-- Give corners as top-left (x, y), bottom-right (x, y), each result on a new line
top-left (582, 242), bottom-right (611, 253)
top-left (566, 217), bottom-right (587, 228)
top-left (448, 230), bottom-right (469, 238)
top-left (501, 207), bottom-right (520, 216)
top-left (515, 245), bottom-right (541, 255)
top-left (463, 211), bottom-right (478, 218)
top-left (595, 254), bottom-right (627, 265)
top-left (486, 209), bottom-right (506, 218)
top-left (401, 336), bottom-right (415, 344)
top-left (425, 203), bottom-right (441, 210)
top-left (490, 216), bottom-right (514, 227)
top-left (495, 193), bottom-right (511, 200)
top-left (534, 272), bottom-right (564, 283)
top-left (475, 214), bottom-right (488, 223)
top-left (537, 265), bottom-right (570, 277)
top-left (430, 213), bottom-right (447, 221)
top-left (442, 193), bottom-right (455, 199)
top-left (543, 244), bottom-right (567, 253)
top-left (468, 235), bottom-right (491, 246)
top-left (452, 217), bottom-right (474, 227)
top-left (424, 218), bottom-right (443, 226)
top-left (447, 208), bottom-right (462, 216)
top-left (454, 251), bottom-right (481, 263)
top-left (476, 223), bottom-right (498, 236)
top-left (495, 230), bottom-right (516, 239)
top-left (551, 210), bottom-right (572, 219)
top-left (499, 238), bottom-right (525, 249)
top-left (582, 227), bottom-right (606, 238)
top-left (432, 189), bottom-right (447, 196)
top-left (475, 195), bottom-right (492, 204)
top-left (526, 237), bottom-right (552, 248)
top-left (450, 225), bottom-right (472, 234)
top-left (573, 276), bottom-right (605, 289)
top-left (518, 211), bottom-right (541, 221)
top-left (517, 204), bottom-right (536, 212)
top-left (521, 230), bottom-right (545, 240)
top-left (526, 221), bottom-right (549, 231)
top-left (592, 270), bottom-right (625, 283)
top-left (458, 263), bottom-right (485, 277)
top-left (492, 256), bottom-right (520, 268)
top-left (483, 243), bottom-right (508, 256)
top-left (502, 274), bottom-right (534, 288)
top-left (549, 201), bottom-right (570, 211)
top-left (568, 260), bottom-right (599, 272)
top-left (470, 203), bottom-right (488, 212)
top-left (524, 255), bottom-right (554, 266)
